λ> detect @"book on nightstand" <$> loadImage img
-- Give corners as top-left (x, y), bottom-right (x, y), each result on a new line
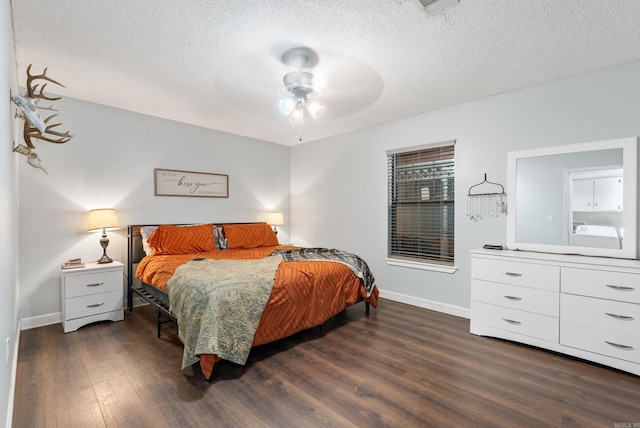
top-left (61, 258), bottom-right (86, 269)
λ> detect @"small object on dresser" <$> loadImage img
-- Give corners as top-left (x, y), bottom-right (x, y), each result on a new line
top-left (482, 244), bottom-right (504, 250)
top-left (61, 258), bottom-right (86, 269)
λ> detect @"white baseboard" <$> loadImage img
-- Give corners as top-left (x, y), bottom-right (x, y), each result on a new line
top-left (20, 312), bottom-right (62, 330)
top-left (20, 312), bottom-right (61, 330)
top-left (379, 289), bottom-right (470, 319)
top-left (19, 293), bottom-right (468, 331)
top-left (6, 319), bottom-right (21, 428)
top-left (19, 297), bottom-right (147, 331)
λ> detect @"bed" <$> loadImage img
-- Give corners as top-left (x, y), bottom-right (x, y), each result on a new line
top-left (127, 222), bottom-right (379, 381)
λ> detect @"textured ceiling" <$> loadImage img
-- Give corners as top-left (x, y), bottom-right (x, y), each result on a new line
top-left (10, 0), bottom-right (640, 146)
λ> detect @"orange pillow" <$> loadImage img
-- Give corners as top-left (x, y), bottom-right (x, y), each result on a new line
top-left (148, 224), bottom-right (216, 255)
top-left (223, 223), bottom-right (279, 249)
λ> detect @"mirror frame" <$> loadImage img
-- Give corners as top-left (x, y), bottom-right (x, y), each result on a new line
top-left (507, 136), bottom-right (638, 259)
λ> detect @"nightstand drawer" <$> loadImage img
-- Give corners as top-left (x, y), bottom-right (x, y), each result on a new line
top-left (64, 270), bottom-right (121, 298)
top-left (472, 279), bottom-right (559, 317)
top-left (65, 290), bottom-right (123, 320)
top-left (472, 258), bottom-right (559, 291)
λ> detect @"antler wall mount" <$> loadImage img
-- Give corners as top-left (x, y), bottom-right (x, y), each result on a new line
top-left (10, 64), bottom-right (73, 174)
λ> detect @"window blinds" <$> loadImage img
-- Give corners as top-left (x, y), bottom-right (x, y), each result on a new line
top-left (387, 143), bottom-right (455, 265)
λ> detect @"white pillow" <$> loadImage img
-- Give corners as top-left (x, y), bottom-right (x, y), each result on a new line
top-left (140, 226), bottom-right (158, 256)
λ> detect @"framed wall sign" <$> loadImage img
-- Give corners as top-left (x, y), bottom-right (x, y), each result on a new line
top-left (154, 168), bottom-right (229, 198)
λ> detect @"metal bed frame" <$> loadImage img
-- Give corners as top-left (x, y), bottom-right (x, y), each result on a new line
top-left (126, 223), bottom-right (371, 339)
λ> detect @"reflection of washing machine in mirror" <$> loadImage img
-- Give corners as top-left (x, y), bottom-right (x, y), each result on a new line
top-left (573, 224), bottom-right (621, 249)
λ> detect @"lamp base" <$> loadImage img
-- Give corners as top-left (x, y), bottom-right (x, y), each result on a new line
top-left (96, 255), bottom-right (113, 264)
top-left (97, 230), bottom-right (113, 263)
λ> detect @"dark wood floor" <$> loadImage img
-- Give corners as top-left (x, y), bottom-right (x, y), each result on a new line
top-left (13, 299), bottom-right (640, 427)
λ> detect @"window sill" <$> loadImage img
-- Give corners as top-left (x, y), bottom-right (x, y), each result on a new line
top-left (386, 258), bottom-right (458, 274)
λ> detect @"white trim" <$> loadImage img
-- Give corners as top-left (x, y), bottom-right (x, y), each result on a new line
top-left (379, 289), bottom-right (469, 319)
top-left (385, 139), bottom-right (456, 155)
top-left (19, 296), bottom-right (146, 331)
top-left (20, 312), bottom-right (61, 330)
top-left (386, 257), bottom-right (458, 274)
top-left (6, 320), bottom-right (21, 428)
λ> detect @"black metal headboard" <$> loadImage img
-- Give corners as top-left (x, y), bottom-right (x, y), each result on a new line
top-left (127, 225), bottom-right (157, 310)
top-left (126, 223), bottom-right (266, 310)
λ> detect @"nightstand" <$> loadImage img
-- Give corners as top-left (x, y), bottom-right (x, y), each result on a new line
top-left (61, 261), bottom-right (124, 333)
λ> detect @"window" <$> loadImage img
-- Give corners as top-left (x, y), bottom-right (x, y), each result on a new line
top-left (387, 141), bottom-right (455, 267)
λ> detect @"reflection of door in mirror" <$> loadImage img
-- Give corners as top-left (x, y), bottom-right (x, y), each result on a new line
top-left (567, 168), bottom-right (622, 248)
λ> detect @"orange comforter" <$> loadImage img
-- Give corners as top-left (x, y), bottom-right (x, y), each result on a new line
top-left (135, 246), bottom-right (379, 379)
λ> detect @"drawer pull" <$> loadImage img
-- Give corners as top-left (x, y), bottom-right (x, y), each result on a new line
top-left (605, 341), bottom-right (634, 350)
top-left (605, 312), bottom-right (634, 321)
top-left (503, 295), bottom-right (522, 301)
top-left (87, 303), bottom-right (104, 308)
top-left (501, 317), bottom-right (522, 325)
top-left (86, 282), bottom-right (105, 287)
top-left (502, 271), bottom-right (522, 277)
top-left (605, 284), bottom-right (635, 291)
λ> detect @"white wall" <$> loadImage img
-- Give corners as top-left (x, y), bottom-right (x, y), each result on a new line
top-left (18, 98), bottom-right (291, 323)
top-left (291, 60), bottom-right (640, 315)
top-left (1, 0), bottom-right (19, 425)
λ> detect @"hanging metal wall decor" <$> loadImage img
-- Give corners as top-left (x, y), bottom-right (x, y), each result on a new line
top-left (467, 173), bottom-right (507, 221)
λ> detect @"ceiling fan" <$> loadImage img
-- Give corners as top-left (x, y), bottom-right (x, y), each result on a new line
top-left (279, 47), bottom-right (325, 140)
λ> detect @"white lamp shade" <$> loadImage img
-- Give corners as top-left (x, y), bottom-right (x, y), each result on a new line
top-left (306, 101), bottom-right (325, 119)
top-left (289, 104), bottom-right (304, 124)
top-left (279, 97), bottom-right (296, 115)
top-left (266, 212), bottom-right (284, 226)
top-left (87, 208), bottom-right (120, 232)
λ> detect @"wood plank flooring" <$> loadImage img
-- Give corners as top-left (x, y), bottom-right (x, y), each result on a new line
top-left (13, 299), bottom-right (640, 427)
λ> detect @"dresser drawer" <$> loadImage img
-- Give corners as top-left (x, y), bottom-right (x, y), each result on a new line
top-left (472, 258), bottom-right (559, 291)
top-left (472, 279), bottom-right (559, 317)
top-left (64, 270), bottom-right (122, 298)
top-left (65, 291), bottom-right (123, 320)
top-left (471, 301), bottom-right (559, 343)
top-left (561, 294), bottom-right (640, 333)
top-left (561, 319), bottom-right (640, 364)
top-left (561, 267), bottom-right (640, 304)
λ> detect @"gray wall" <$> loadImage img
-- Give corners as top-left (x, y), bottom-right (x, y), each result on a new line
top-left (291, 60), bottom-right (640, 314)
top-left (1, 0), bottom-right (19, 425)
top-left (11, 48), bottom-right (640, 420)
top-left (17, 99), bottom-right (291, 323)
top-left (8, 34), bottom-right (640, 425)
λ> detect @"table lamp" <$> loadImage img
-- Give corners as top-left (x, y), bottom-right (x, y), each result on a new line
top-left (87, 208), bottom-right (120, 263)
top-left (266, 211), bottom-right (284, 234)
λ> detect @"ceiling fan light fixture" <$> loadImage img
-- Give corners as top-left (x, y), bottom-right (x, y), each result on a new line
top-left (306, 100), bottom-right (325, 119)
top-left (289, 102), bottom-right (304, 124)
top-left (279, 47), bottom-right (325, 140)
top-left (279, 97), bottom-right (296, 115)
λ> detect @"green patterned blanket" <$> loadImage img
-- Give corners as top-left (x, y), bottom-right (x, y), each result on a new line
top-left (168, 255), bottom-right (282, 368)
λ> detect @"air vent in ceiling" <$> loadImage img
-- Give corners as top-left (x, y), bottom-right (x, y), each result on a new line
top-left (413, 0), bottom-right (459, 16)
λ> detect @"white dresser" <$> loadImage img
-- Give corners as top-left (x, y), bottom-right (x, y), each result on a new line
top-left (61, 261), bottom-right (124, 333)
top-left (471, 248), bottom-right (640, 376)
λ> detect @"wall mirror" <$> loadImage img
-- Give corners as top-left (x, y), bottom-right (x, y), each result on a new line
top-left (506, 137), bottom-right (638, 259)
